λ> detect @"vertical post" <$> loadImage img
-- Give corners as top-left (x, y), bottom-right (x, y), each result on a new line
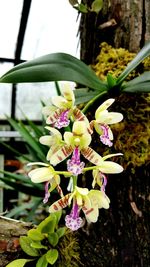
top-left (0, 155), bottom-right (4, 213)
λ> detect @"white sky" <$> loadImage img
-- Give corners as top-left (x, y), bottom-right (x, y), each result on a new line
top-left (0, 0), bottom-right (80, 120)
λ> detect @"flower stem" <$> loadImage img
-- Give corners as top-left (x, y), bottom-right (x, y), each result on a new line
top-left (82, 91), bottom-right (107, 114)
top-left (72, 175), bottom-right (77, 190)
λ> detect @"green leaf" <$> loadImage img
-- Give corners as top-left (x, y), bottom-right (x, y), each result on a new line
top-left (0, 53), bottom-right (107, 92)
top-left (6, 259), bottom-right (34, 267)
top-left (31, 241), bottom-right (47, 250)
top-left (0, 176), bottom-right (44, 197)
top-left (56, 227), bottom-right (66, 239)
top-left (77, 3), bottom-right (88, 13)
top-left (50, 210), bottom-right (62, 225)
top-left (122, 81), bottom-right (150, 93)
top-left (121, 71), bottom-right (150, 92)
top-left (91, 0), bottom-right (103, 13)
top-left (116, 41), bottom-right (150, 85)
top-left (6, 117), bottom-right (46, 162)
top-left (37, 215), bottom-right (56, 234)
top-left (107, 73), bottom-right (116, 88)
top-left (28, 229), bottom-right (45, 241)
top-left (20, 236), bottom-right (39, 256)
top-left (74, 88), bottom-right (100, 105)
top-left (46, 249), bottom-right (59, 265)
top-left (36, 254), bottom-right (48, 267)
top-left (48, 232), bottom-right (59, 247)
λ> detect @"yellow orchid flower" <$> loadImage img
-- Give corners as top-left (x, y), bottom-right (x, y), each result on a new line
top-left (50, 121), bottom-right (102, 175)
top-left (39, 126), bottom-right (64, 161)
top-left (28, 162), bottom-right (61, 203)
top-left (49, 186), bottom-right (110, 231)
top-left (42, 83), bottom-right (89, 129)
top-left (91, 153), bottom-right (123, 190)
top-left (91, 99), bottom-right (123, 147)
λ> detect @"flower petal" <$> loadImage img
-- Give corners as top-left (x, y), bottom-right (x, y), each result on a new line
top-left (50, 145), bottom-right (73, 166)
top-left (28, 167), bottom-right (54, 183)
top-left (82, 147), bottom-right (102, 165)
top-left (52, 96), bottom-right (68, 108)
top-left (46, 108), bottom-right (63, 125)
top-left (39, 135), bottom-right (52, 146)
top-left (102, 153), bottom-right (123, 161)
top-left (95, 99), bottom-right (115, 118)
top-left (97, 112), bottom-right (123, 124)
top-left (49, 193), bottom-right (71, 212)
top-left (98, 161), bottom-right (123, 173)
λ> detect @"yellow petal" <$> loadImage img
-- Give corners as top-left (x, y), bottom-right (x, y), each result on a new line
top-left (39, 136), bottom-right (52, 146)
top-left (50, 145), bottom-right (73, 166)
top-left (61, 84), bottom-right (75, 104)
top-left (98, 161), bottom-right (123, 173)
top-left (97, 112), bottom-right (123, 125)
top-left (82, 147), bottom-right (102, 165)
top-left (79, 133), bottom-right (92, 149)
top-left (28, 167), bottom-right (54, 183)
top-left (75, 186), bottom-right (89, 196)
top-left (49, 193), bottom-right (71, 212)
top-left (95, 99), bottom-right (115, 118)
top-left (45, 126), bottom-right (62, 139)
top-left (72, 121), bottom-right (87, 135)
top-left (64, 132), bottom-right (74, 146)
top-left (52, 96), bottom-right (68, 108)
top-left (102, 153), bottom-right (123, 161)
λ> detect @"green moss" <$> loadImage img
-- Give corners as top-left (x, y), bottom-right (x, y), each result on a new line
top-left (92, 43), bottom-right (150, 169)
top-left (56, 230), bottom-right (81, 267)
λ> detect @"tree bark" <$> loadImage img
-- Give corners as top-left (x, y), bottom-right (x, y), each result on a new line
top-left (0, 216), bottom-right (32, 267)
top-left (80, 0), bottom-right (150, 64)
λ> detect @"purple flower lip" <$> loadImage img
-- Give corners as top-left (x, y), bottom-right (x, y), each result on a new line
top-left (54, 110), bottom-right (70, 129)
top-left (67, 147), bottom-right (85, 176)
top-left (100, 125), bottom-right (113, 147)
top-left (65, 202), bottom-right (83, 231)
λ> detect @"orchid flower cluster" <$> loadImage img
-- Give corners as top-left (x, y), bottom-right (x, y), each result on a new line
top-left (28, 84), bottom-right (123, 231)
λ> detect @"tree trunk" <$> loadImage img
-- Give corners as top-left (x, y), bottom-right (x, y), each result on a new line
top-left (80, 0), bottom-right (150, 64)
top-left (79, 1), bottom-right (150, 267)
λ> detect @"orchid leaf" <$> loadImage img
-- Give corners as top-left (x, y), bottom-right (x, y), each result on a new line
top-left (20, 236), bottom-right (39, 256)
top-left (46, 249), bottom-right (59, 265)
top-left (116, 41), bottom-right (150, 85)
top-left (36, 254), bottom-right (48, 267)
top-left (121, 71), bottom-right (150, 92)
top-left (0, 53), bottom-right (107, 92)
top-left (6, 259), bottom-right (34, 267)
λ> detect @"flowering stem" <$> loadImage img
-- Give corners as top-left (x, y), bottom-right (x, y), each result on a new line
top-left (82, 91), bottom-right (107, 114)
top-left (83, 165), bottom-right (103, 172)
top-left (72, 175), bottom-right (77, 190)
top-left (55, 171), bottom-right (72, 176)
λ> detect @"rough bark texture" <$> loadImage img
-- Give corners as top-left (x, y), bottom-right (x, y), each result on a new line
top-left (80, 0), bottom-right (150, 64)
top-left (0, 217), bottom-right (32, 267)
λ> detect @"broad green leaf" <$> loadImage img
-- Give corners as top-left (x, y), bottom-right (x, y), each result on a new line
top-left (107, 73), bottom-right (116, 88)
top-left (46, 249), bottom-right (59, 265)
top-left (50, 210), bottom-right (62, 225)
top-left (77, 3), bottom-right (88, 13)
top-left (0, 141), bottom-right (31, 162)
top-left (56, 227), bottom-right (66, 239)
top-left (6, 117), bottom-right (46, 162)
top-left (91, 0), bottom-right (103, 13)
top-left (74, 88), bottom-right (100, 105)
top-left (6, 259), bottom-right (34, 267)
top-left (0, 176), bottom-right (44, 197)
top-left (37, 215), bottom-right (56, 234)
top-left (116, 41), bottom-right (150, 85)
top-left (0, 53), bottom-right (107, 92)
top-left (20, 236), bottom-right (39, 257)
top-left (31, 241), bottom-right (47, 249)
top-left (36, 254), bottom-right (48, 267)
top-left (48, 232), bottom-right (59, 247)
top-left (28, 229), bottom-right (45, 241)
top-left (122, 81), bottom-right (150, 93)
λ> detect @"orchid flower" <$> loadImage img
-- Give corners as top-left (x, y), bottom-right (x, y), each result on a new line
top-left (28, 162), bottom-right (61, 203)
top-left (49, 186), bottom-right (110, 231)
top-left (42, 84), bottom-right (89, 129)
top-left (91, 153), bottom-right (123, 190)
top-left (91, 99), bottom-right (123, 147)
top-left (50, 121), bottom-right (103, 175)
top-left (39, 126), bottom-right (64, 161)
